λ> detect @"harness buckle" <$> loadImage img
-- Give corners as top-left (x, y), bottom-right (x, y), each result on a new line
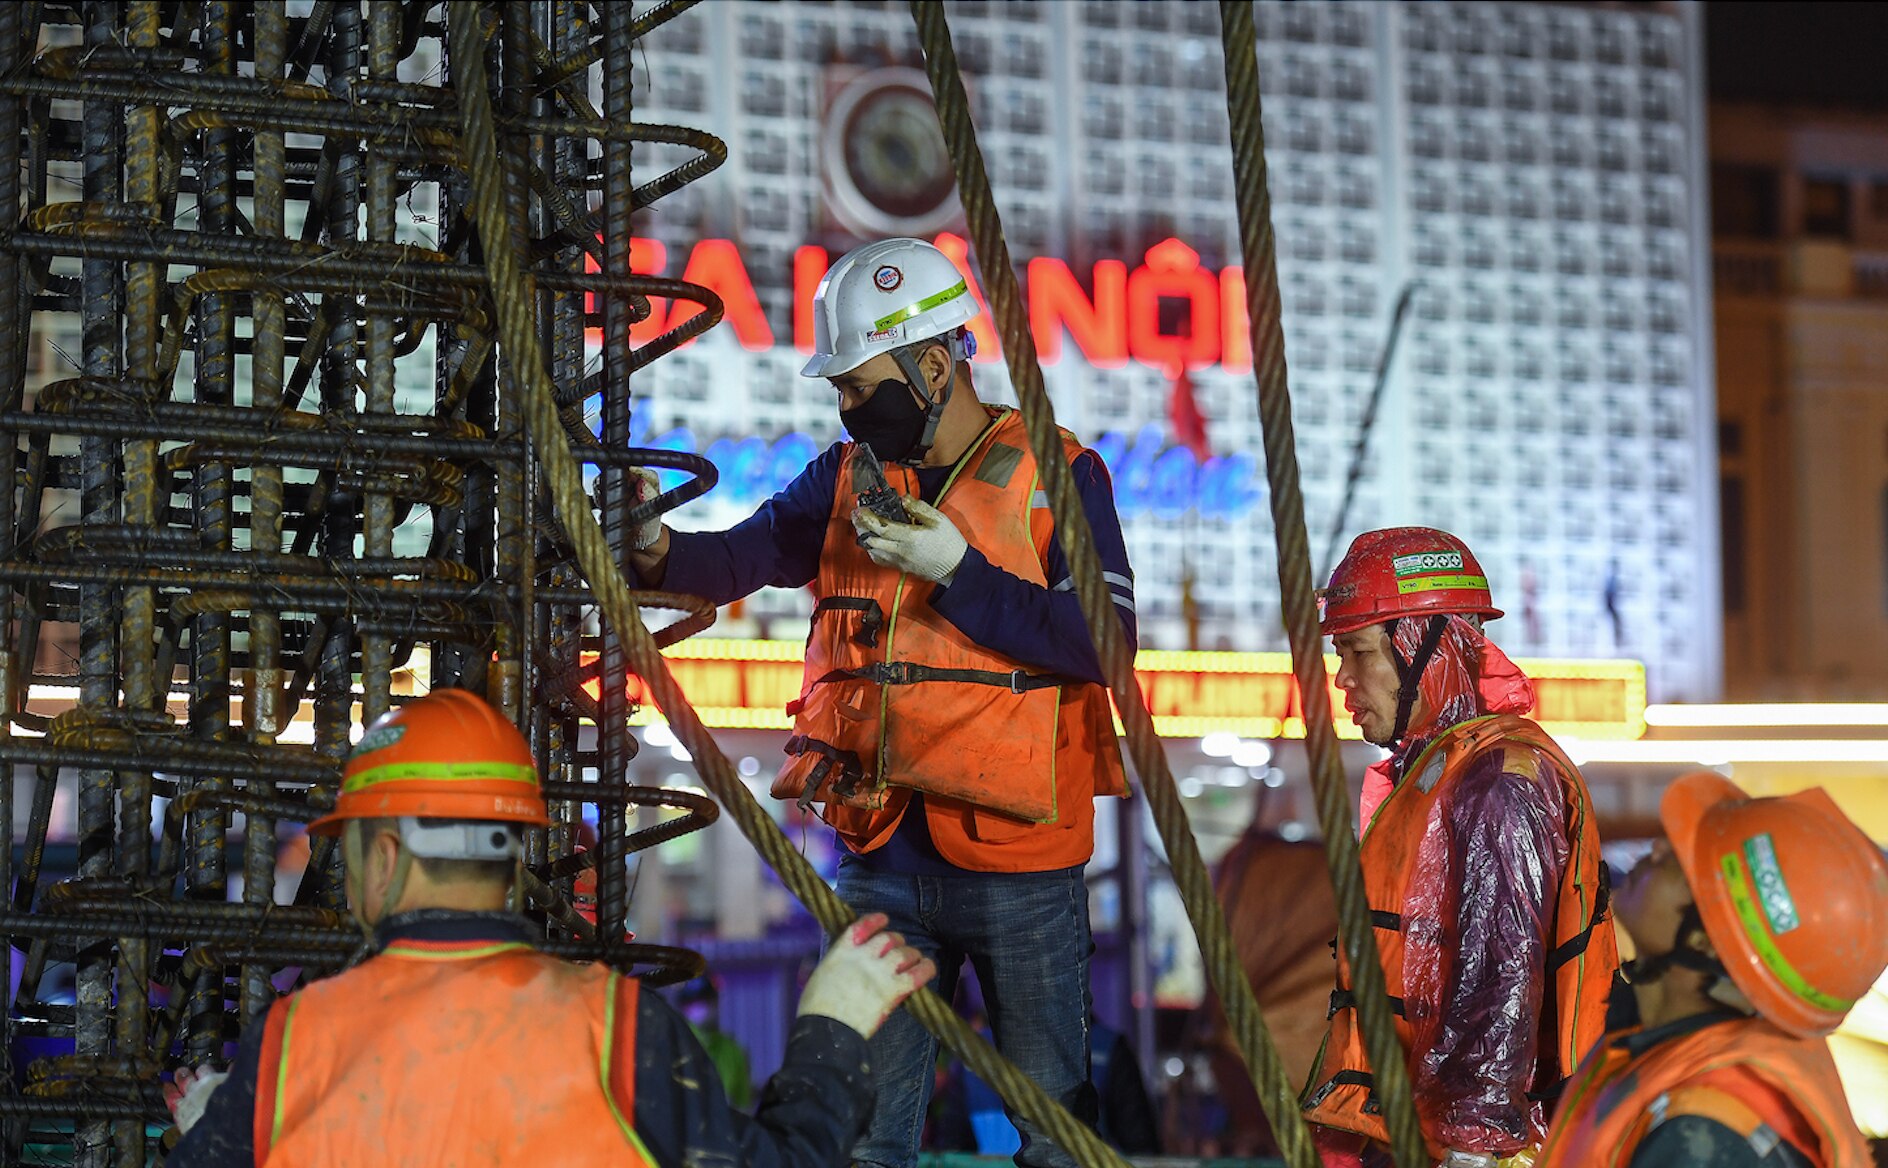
top-left (866, 661), bottom-right (918, 686)
top-left (1009, 669), bottom-right (1026, 694)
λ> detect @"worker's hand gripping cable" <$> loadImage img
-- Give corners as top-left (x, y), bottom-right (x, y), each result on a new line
top-left (851, 499), bottom-right (968, 585)
top-left (797, 912), bottom-right (939, 1039)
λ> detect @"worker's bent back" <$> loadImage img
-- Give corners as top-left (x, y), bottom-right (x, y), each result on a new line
top-left (255, 937), bottom-right (653, 1167)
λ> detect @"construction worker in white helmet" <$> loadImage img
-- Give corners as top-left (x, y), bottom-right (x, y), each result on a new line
top-left (626, 236), bottom-right (1138, 1168)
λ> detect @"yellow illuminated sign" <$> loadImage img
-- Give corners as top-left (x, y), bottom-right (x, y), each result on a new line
top-left (605, 639), bottom-right (1647, 742)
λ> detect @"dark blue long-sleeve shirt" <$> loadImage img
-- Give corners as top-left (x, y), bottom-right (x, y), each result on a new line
top-left (167, 912), bottom-right (871, 1168)
top-left (661, 442), bottom-right (1137, 686)
top-left (655, 432), bottom-right (1136, 876)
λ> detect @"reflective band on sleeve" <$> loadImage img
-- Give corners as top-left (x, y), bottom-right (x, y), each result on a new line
top-left (1720, 851), bottom-right (1851, 1013)
top-left (872, 280), bottom-right (968, 331)
top-left (342, 759), bottom-right (539, 793)
top-left (1394, 573), bottom-right (1488, 595)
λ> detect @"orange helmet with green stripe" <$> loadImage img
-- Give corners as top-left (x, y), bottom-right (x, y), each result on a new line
top-left (308, 689), bottom-right (549, 836)
top-left (1663, 771), bottom-right (1888, 1037)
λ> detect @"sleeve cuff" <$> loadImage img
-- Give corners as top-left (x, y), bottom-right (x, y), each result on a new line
top-left (788, 1014), bottom-right (873, 1068)
top-left (929, 545), bottom-right (992, 609)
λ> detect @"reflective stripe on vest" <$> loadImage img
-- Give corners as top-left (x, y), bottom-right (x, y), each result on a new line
top-left (1301, 714), bottom-right (1621, 1158)
top-left (254, 939), bottom-right (653, 1168)
top-left (1535, 1017), bottom-right (1870, 1168)
top-left (771, 406), bottom-right (1127, 848)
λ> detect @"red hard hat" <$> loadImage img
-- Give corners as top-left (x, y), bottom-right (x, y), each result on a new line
top-left (307, 689), bottom-right (549, 836)
top-left (1662, 772), bottom-right (1888, 1037)
top-left (1318, 527), bottom-right (1502, 637)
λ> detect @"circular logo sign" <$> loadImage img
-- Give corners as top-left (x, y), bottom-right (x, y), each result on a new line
top-left (874, 264), bottom-right (903, 291)
top-left (821, 66), bottom-right (961, 237)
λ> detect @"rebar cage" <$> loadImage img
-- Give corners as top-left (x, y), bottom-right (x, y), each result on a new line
top-left (0, 3), bottom-right (726, 1161)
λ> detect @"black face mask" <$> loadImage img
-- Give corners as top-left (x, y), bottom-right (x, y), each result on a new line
top-left (840, 378), bottom-right (929, 464)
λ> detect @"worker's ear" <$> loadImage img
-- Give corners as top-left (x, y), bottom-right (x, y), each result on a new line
top-left (918, 343), bottom-right (954, 400)
top-left (370, 827), bottom-right (402, 883)
top-left (355, 827), bottom-right (403, 918)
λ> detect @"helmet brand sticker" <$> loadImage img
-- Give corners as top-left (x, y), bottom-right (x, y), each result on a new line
top-left (353, 722), bottom-right (406, 756)
top-left (866, 325), bottom-right (902, 342)
top-left (873, 264), bottom-right (903, 291)
top-left (1392, 551), bottom-right (1464, 577)
top-left (1744, 833), bottom-right (1800, 934)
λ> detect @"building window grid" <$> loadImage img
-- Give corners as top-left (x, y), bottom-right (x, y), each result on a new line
top-left (613, 1), bottom-right (1707, 693)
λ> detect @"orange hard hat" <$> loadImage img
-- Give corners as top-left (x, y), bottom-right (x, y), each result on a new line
top-left (307, 689), bottom-right (549, 836)
top-left (1319, 527), bottom-right (1502, 637)
top-left (1662, 771), bottom-right (1888, 1037)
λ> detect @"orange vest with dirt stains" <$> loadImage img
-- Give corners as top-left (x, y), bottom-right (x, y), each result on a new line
top-left (770, 406), bottom-right (1129, 873)
top-left (1536, 1016), bottom-right (1870, 1168)
top-left (1302, 714), bottom-right (1620, 1158)
top-left (253, 938), bottom-right (653, 1168)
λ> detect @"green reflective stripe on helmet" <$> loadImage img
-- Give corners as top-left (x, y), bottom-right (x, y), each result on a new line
top-left (1393, 573), bottom-right (1487, 595)
top-left (1720, 850), bottom-right (1851, 1013)
top-left (873, 280), bottom-right (968, 331)
top-left (342, 759), bottom-right (538, 793)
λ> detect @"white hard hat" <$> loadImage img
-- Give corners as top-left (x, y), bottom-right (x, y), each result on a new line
top-left (800, 237), bottom-right (981, 379)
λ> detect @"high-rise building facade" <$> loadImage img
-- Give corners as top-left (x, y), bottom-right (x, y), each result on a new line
top-left (617, 2), bottom-right (1723, 700)
top-left (1712, 102), bottom-right (1888, 699)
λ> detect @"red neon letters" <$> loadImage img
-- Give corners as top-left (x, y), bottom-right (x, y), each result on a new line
top-left (595, 236), bottom-right (1255, 372)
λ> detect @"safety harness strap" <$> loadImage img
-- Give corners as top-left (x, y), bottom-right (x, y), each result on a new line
top-left (811, 596), bottom-right (886, 647)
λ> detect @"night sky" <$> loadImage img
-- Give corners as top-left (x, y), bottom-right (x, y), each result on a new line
top-left (1707, 2), bottom-right (1888, 110)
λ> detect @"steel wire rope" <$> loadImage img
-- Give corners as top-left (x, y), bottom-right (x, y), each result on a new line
top-left (446, 9), bottom-right (1129, 1168)
top-left (1218, 5), bottom-right (1426, 1166)
top-left (906, 4), bottom-right (1317, 1166)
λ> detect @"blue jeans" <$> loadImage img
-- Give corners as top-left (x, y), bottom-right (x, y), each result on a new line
top-left (836, 858), bottom-right (1098, 1168)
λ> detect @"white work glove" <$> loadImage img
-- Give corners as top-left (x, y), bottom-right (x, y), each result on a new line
top-left (798, 912), bottom-right (938, 1039)
top-left (164, 1066), bottom-right (229, 1136)
top-left (626, 467), bottom-right (664, 551)
top-left (851, 498), bottom-right (968, 585)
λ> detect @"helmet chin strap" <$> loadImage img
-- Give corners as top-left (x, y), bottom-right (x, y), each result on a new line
top-left (1387, 615), bottom-right (1448, 745)
top-left (890, 340), bottom-right (954, 467)
top-left (1624, 903), bottom-right (1742, 1007)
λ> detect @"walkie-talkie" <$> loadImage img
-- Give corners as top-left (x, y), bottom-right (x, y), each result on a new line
top-left (853, 445), bottom-right (912, 545)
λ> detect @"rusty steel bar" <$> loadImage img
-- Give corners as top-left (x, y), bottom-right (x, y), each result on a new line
top-left (0, 4), bottom-right (735, 1156)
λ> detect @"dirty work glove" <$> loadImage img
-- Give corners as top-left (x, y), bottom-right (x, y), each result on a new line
top-left (851, 499), bottom-right (968, 585)
top-left (164, 1066), bottom-right (229, 1136)
top-left (625, 467), bottom-right (664, 551)
top-left (798, 912), bottom-right (938, 1039)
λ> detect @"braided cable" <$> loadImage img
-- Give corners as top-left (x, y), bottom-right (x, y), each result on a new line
top-left (447, 9), bottom-right (1126, 1168)
top-left (909, 4), bottom-right (1318, 1165)
top-left (1218, 6), bottom-right (1427, 1166)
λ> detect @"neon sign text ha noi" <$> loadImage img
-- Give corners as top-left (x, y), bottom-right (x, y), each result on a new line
top-left (603, 233), bottom-right (1261, 374)
top-left (608, 235), bottom-right (1268, 519)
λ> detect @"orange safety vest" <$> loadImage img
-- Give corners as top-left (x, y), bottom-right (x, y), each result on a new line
top-left (771, 405), bottom-right (1129, 873)
top-left (1536, 1016), bottom-right (1870, 1168)
top-left (254, 937), bottom-right (654, 1168)
top-left (1302, 714), bottom-right (1620, 1158)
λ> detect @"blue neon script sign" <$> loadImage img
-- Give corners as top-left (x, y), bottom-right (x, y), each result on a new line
top-left (622, 414), bottom-right (1263, 520)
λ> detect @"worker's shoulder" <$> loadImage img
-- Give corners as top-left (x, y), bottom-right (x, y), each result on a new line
top-left (1448, 732), bottom-right (1568, 809)
top-left (1634, 1098), bottom-right (1818, 1168)
top-left (1458, 720), bottom-right (1569, 782)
